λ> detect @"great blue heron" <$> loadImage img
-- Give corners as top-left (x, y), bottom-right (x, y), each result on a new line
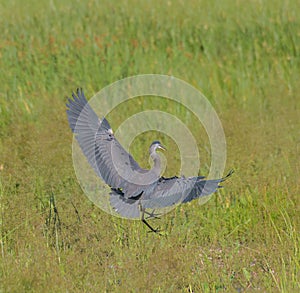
top-left (66, 88), bottom-right (233, 234)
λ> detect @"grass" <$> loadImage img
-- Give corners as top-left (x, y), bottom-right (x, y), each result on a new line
top-left (0, 0), bottom-right (299, 291)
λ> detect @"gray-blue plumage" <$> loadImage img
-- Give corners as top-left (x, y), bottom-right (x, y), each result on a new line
top-left (66, 89), bottom-right (233, 231)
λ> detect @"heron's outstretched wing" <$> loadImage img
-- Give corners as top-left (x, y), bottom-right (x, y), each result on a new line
top-left (109, 172), bottom-right (233, 218)
top-left (66, 89), bottom-right (144, 188)
top-left (140, 172), bottom-right (232, 209)
top-left (66, 88), bottom-right (102, 177)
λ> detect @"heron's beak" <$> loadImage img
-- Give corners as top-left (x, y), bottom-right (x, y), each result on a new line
top-left (158, 144), bottom-right (166, 151)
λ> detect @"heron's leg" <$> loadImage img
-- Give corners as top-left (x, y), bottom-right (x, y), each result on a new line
top-left (139, 204), bottom-right (161, 235)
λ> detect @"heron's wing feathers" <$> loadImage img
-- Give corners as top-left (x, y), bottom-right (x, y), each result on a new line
top-left (94, 128), bottom-right (145, 189)
top-left (141, 176), bottom-right (222, 209)
top-left (181, 170), bottom-right (234, 203)
top-left (181, 178), bottom-right (222, 203)
top-left (66, 88), bottom-right (100, 134)
top-left (66, 88), bottom-right (103, 177)
top-left (109, 174), bottom-right (228, 216)
top-left (66, 89), bottom-right (144, 188)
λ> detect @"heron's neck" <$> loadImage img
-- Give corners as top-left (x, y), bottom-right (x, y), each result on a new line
top-left (150, 151), bottom-right (161, 177)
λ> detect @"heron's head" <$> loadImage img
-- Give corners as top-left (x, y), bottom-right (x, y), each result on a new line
top-left (149, 141), bottom-right (166, 154)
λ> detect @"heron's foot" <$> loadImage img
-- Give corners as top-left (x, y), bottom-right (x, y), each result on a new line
top-left (147, 228), bottom-right (164, 236)
top-left (147, 227), bottom-right (168, 236)
top-left (144, 209), bottom-right (162, 220)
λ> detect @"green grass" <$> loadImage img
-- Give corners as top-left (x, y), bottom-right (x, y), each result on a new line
top-left (0, 0), bottom-right (299, 291)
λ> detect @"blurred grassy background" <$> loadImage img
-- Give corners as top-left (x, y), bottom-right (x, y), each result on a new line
top-left (0, 0), bottom-right (299, 291)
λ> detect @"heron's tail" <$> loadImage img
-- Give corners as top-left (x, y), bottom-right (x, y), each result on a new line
top-left (109, 189), bottom-right (141, 219)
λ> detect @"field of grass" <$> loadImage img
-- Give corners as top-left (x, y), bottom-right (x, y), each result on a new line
top-left (0, 0), bottom-right (299, 291)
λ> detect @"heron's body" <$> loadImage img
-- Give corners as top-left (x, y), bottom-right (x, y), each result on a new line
top-left (66, 89), bottom-right (233, 233)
